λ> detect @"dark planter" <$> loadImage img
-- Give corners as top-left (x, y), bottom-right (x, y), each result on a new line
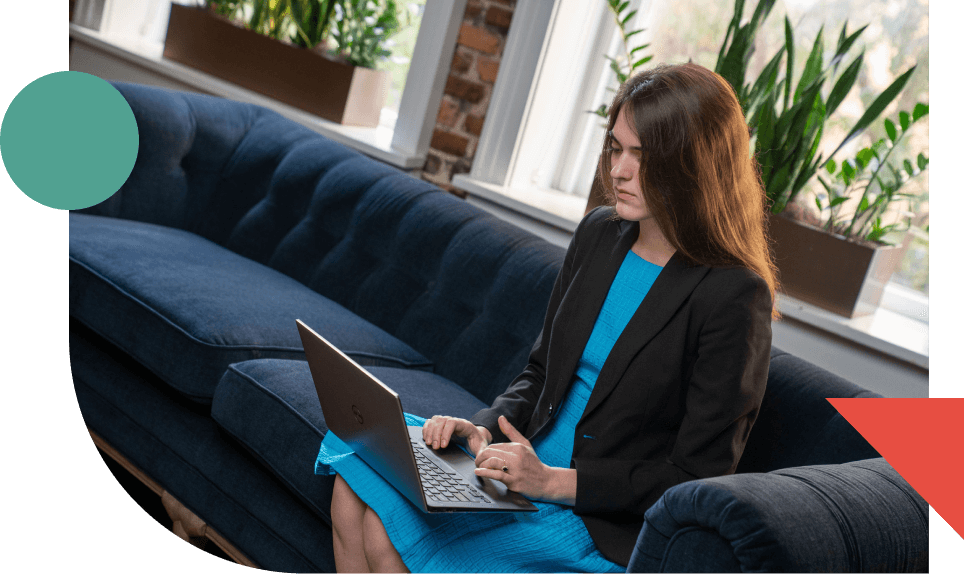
top-left (768, 213), bottom-right (907, 318)
top-left (163, 5), bottom-right (386, 127)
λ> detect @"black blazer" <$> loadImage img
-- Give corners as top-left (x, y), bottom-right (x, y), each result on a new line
top-left (471, 206), bottom-right (773, 566)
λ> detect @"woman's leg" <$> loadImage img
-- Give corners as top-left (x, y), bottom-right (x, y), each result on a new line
top-left (331, 474), bottom-right (371, 573)
top-left (332, 474), bottom-right (409, 573)
top-left (362, 506), bottom-right (409, 573)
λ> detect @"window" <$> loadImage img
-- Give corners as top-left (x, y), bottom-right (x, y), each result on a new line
top-left (460, 0), bottom-right (651, 226)
top-left (71, 0), bottom-right (467, 167)
top-left (457, 0), bottom-right (928, 315)
top-left (649, 0), bottom-right (929, 298)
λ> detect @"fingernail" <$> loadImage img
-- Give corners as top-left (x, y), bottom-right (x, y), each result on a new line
top-left (442, 440), bottom-right (447, 447)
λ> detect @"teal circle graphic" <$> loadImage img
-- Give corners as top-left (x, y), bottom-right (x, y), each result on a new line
top-left (1, 71), bottom-right (138, 210)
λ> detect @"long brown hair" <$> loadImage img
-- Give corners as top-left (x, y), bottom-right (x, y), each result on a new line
top-left (599, 62), bottom-right (780, 318)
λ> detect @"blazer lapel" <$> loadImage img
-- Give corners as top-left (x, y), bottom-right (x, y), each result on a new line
top-left (580, 249), bottom-right (711, 421)
top-left (545, 219), bottom-right (638, 409)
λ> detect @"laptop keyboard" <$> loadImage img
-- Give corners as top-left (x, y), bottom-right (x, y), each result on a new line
top-left (411, 439), bottom-right (491, 504)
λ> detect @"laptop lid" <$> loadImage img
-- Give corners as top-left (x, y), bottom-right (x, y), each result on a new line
top-left (296, 319), bottom-right (428, 511)
top-left (296, 319), bottom-right (537, 513)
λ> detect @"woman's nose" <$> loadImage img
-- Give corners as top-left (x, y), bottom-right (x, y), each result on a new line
top-left (611, 157), bottom-right (629, 179)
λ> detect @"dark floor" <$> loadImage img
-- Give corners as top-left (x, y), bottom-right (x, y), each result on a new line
top-left (97, 448), bottom-right (236, 565)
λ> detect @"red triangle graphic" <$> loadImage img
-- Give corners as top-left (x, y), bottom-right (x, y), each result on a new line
top-left (828, 398), bottom-right (964, 541)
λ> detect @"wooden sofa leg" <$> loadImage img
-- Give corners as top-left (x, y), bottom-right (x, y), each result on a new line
top-left (88, 429), bottom-right (257, 568)
top-left (162, 491), bottom-right (208, 546)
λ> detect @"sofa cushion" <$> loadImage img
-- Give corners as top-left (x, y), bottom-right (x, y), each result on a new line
top-left (211, 359), bottom-right (488, 522)
top-left (70, 213), bottom-right (432, 403)
top-left (737, 349), bottom-right (881, 473)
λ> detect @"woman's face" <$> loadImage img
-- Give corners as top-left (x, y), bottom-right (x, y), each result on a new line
top-left (609, 108), bottom-right (650, 222)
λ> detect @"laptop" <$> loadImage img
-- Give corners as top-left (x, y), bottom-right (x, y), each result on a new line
top-left (296, 319), bottom-right (538, 513)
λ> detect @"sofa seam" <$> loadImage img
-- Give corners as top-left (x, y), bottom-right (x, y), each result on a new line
top-left (659, 525), bottom-right (737, 573)
top-left (70, 255), bottom-right (307, 352)
top-left (783, 470), bottom-right (861, 571)
top-left (217, 363), bottom-right (338, 512)
top-left (70, 315), bottom-right (212, 403)
top-left (216, 364), bottom-right (333, 520)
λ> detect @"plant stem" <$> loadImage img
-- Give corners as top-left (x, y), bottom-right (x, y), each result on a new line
top-left (844, 130), bottom-right (903, 238)
top-left (611, 9), bottom-right (633, 79)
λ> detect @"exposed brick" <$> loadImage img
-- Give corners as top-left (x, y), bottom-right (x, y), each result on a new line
top-left (465, 114), bottom-right (485, 137)
top-left (451, 48), bottom-right (472, 73)
top-left (465, 0), bottom-right (483, 18)
top-left (431, 130), bottom-right (469, 156)
top-left (423, 153), bottom-right (442, 175)
top-left (477, 56), bottom-right (499, 83)
top-left (436, 98), bottom-right (460, 127)
top-left (485, 5), bottom-right (513, 30)
top-left (444, 75), bottom-right (486, 104)
top-left (458, 24), bottom-right (500, 54)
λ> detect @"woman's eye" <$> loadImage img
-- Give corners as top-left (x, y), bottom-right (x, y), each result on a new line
top-left (609, 147), bottom-right (622, 155)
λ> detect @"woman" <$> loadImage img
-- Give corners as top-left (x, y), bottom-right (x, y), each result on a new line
top-left (322, 62), bottom-right (778, 572)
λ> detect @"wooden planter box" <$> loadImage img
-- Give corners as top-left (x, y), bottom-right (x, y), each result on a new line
top-left (768, 213), bottom-right (907, 318)
top-left (163, 5), bottom-right (387, 127)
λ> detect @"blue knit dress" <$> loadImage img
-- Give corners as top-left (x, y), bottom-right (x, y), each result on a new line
top-left (315, 251), bottom-right (662, 572)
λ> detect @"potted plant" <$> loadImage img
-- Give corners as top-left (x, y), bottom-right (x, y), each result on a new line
top-left (715, 0), bottom-right (925, 317)
top-left (162, 1), bottom-right (402, 127)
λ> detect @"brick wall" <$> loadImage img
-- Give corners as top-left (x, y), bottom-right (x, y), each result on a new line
top-left (420, 0), bottom-right (515, 198)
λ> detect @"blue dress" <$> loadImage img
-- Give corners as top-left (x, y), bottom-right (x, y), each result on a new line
top-left (315, 251), bottom-right (663, 572)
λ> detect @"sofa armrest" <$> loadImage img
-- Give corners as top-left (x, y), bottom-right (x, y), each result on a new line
top-left (627, 457), bottom-right (928, 572)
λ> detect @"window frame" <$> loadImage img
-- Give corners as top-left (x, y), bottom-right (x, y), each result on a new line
top-left (71, 0), bottom-right (466, 169)
top-left (453, 0), bottom-right (929, 330)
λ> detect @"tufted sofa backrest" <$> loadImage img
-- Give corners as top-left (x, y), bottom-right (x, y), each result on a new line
top-left (737, 348), bottom-right (882, 473)
top-left (84, 82), bottom-right (565, 405)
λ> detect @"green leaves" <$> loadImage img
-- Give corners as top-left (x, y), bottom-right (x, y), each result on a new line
top-left (822, 102), bottom-right (929, 241)
top-left (203, 0), bottom-right (400, 69)
top-left (828, 65), bottom-right (917, 160)
top-left (884, 119), bottom-right (897, 143)
top-left (716, 0), bottom-right (923, 243)
top-left (593, 0), bottom-right (654, 118)
top-left (716, 0), bottom-right (778, 106)
top-left (913, 102), bottom-right (929, 121)
top-left (825, 52), bottom-right (862, 116)
top-left (328, 0), bottom-right (403, 69)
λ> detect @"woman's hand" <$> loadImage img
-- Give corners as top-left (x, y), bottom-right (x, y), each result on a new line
top-left (422, 415), bottom-right (492, 456)
top-left (474, 416), bottom-right (576, 505)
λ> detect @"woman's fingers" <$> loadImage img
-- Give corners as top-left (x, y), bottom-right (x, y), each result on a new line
top-left (474, 451), bottom-right (513, 482)
top-left (440, 417), bottom-right (459, 448)
top-left (422, 416), bottom-right (477, 449)
top-left (475, 446), bottom-right (511, 468)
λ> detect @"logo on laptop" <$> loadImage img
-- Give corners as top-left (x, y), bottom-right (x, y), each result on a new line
top-left (351, 405), bottom-right (364, 425)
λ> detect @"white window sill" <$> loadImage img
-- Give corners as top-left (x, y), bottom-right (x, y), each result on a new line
top-left (453, 174), bottom-right (929, 371)
top-left (69, 23), bottom-right (425, 170)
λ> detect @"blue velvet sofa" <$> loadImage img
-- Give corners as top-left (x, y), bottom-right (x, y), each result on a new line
top-left (68, 82), bottom-right (928, 572)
